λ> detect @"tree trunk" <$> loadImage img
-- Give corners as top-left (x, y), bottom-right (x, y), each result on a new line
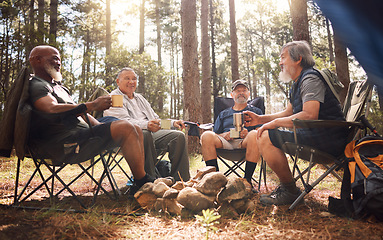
top-left (181, 0), bottom-right (201, 153)
top-left (229, 0), bottom-right (239, 81)
top-left (210, 0), bottom-right (218, 100)
top-left (260, 27), bottom-right (271, 113)
top-left (105, 0), bottom-right (112, 86)
top-left (290, 0), bottom-right (309, 42)
top-left (139, 0), bottom-right (145, 54)
top-left (201, 0), bottom-right (211, 124)
top-left (37, 0), bottom-right (45, 44)
top-left (49, 0), bottom-right (58, 45)
top-left (155, 0), bottom-right (164, 112)
top-left (137, 0), bottom-right (146, 94)
top-left (26, 0), bottom-right (35, 59)
top-left (326, 18), bottom-right (334, 63)
top-left (334, 31), bottom-right (350, 105)
top-left (155, 0), bottom-right (162, 66)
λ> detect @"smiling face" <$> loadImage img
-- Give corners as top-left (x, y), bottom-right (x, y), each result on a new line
top-left (116, 70), bottom-right (138, 98)
top-left (231, 85), bottom-right (250, 104)
top-left (43, 51), bottom-right (62, 82)
top-left (29, 46), bottom-right (62, 82)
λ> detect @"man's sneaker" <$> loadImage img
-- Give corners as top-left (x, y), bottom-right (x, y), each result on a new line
top-left (259, 185), bottom-right (302, 206)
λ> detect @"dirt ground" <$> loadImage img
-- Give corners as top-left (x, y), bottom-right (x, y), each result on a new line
top-left (1, 156), bottom-right (383, 240)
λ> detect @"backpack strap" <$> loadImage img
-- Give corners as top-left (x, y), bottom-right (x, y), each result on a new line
top-left (316, 68), bottom-right (342, 103)
top-left (340, 160), bottom-right (355, 218)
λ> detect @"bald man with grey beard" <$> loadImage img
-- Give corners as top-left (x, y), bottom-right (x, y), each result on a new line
top-left (28, 45), bottom-right (155, 194)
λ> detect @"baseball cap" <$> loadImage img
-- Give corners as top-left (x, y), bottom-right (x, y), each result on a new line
top-left (232, 79), bottom-right (249, 90)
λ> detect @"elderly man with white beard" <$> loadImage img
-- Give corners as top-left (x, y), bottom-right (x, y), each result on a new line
top-left (243, 40), bottom-right (347, 206)
top-left (200, 79), bottom-right (263, 188)
top-left (28, 45), bottom-right (155, 195)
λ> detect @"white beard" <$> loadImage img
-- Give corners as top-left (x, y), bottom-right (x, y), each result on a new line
top-left (45, 63), bottom-right (62, 82)
top-left (279, 69), bottom-right (292, 83)
top-left (234, 95), bottom-right (248, 104)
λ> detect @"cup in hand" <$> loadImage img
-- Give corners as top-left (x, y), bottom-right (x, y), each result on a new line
top-left (161, 119), bottom-right (172, 130)
top-left (111, 95), bottom-right (123, 107)
top-left (233, 113), bottom-right (244, 131)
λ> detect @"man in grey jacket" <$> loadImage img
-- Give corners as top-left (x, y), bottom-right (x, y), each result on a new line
top-left (104, 67), bottom-right (190, 181)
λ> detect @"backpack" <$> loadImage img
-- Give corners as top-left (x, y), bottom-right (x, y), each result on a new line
top-left (329, 135), bottom-right (383, 221)
top-left (314, 68), bottom-right (345, 103)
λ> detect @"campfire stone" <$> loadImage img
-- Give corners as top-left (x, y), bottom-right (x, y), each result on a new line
top-left (135, 192), bottom-right (157, 209)
top-left (192, 166), bottom-right (216, 180)
top-left (138, 182), bottom-right (154, 193)
top-left (163, 188), bottom-right (179, 199)
top-left (218, 201), bottom-right (240, 218)
top-left (154, 198), bottom-right (182, 215)
top-left (154, 198), bottom-right (164, 212)
top-left (154, 177), bottom-right (174, 187)
top-left (134, 182), bottom-right (157, 208)
top-left (195, 172), bottom-right (228, 196)
top-left (153, 182), bottom-right (170, 197)
top-left (171, 181), bottom-right (185, 190)
top-left (184, 181), bottom-right (195, 188)
top-left (164, 199), bottom-right (183, 215)
top-left (177, 187), bottom-right (215, 212)
top-left (230, 199), bottom-right (256, 214)
top-left (217, 177), bottom-right (252, 203)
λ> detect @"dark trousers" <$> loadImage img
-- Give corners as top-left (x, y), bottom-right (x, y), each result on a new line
top-left (143, 129), bottom-right (190, 181)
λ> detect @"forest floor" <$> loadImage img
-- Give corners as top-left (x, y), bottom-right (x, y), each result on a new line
top-left (0, 154), bottom-right (382, 240)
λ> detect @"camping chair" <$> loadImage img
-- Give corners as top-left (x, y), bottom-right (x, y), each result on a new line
top-left (2, 68), bottom-right (123, 209)
top-left (282, 80), bottom-right (373, 210)
top-left (213, 97), bottom-right (267, 190)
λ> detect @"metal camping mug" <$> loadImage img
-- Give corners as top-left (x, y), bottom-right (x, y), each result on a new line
top-left (233, 113), bottom-right (244, 131)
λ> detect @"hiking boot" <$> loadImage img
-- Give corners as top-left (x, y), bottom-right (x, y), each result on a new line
top-left (259, 185), bottom-right (302, 206)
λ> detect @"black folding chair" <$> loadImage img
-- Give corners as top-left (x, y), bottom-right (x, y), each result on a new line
top-left (282, 80), bottom-right (373, 209)
top-left (213, 97), bottom-right (267, 190)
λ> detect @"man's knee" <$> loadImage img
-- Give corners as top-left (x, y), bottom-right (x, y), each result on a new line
top-left (142, 129), bottom-right (154, 142)
top-left (246, 130), bottom-right (258, 142)
top-left (201, 131), bottom-right (216, 145)
top-left (169, 130), bottom-right (186, 147)
top-left (258, 130), bottom-right (272, 146)
top-left (111, 120), bottom-right (138, 137)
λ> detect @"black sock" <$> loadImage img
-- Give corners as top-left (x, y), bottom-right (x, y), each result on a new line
top-left (205, 159), bottom-right (219, 171)
top-left (244, 161), bottom-right (257, 184)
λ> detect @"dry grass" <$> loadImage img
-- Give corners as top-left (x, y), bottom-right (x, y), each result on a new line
top-left (1, 154), bottom-right (383, 240)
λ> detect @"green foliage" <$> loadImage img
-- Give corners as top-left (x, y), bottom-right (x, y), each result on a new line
top-left (195, 209), bottom-right (221, 240)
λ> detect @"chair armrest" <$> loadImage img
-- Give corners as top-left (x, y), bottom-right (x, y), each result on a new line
top-left (292, 118), bottom-right (364, 129)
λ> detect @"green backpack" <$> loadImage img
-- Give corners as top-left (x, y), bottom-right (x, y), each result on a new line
top-left (314, 68), bottom-right (345, 102)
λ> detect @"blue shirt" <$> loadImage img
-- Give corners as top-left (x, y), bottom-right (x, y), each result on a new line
top-left (213, 105), bottom-right (263, 134)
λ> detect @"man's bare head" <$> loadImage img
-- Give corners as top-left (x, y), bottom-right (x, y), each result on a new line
top-left (29, 45), bottom-right (62, 82)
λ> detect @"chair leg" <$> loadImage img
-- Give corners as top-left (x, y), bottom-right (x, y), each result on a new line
top-left (289, 163), bottom-right (339, 210)
top-left (13, 158), bottom-right (21, 205)
top-left (258, 157), bottom-right (267, 191)
top-left (220, 159), bottom-right (244, 178)
top-left (323, 164), bottom-right (343, 181)
top-left (106, 148), bottom-right (134, 183)
top-left (18, 159), bottom-right (58, 204)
